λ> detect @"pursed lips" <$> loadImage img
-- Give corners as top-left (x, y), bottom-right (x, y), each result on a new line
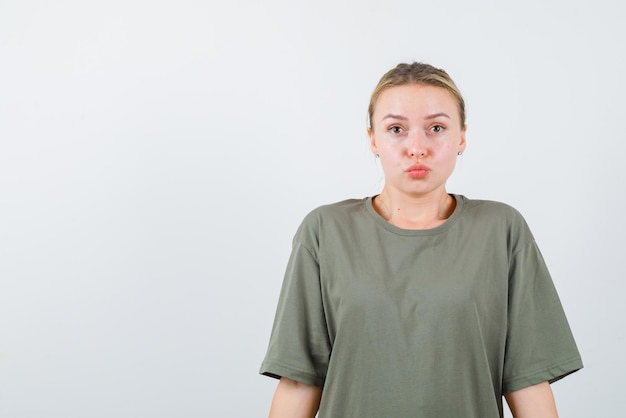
top-left (405, 164), bottom-right (430, 179)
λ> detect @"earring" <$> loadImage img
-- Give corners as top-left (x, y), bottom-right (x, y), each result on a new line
top-left (457, 151), bottom-right (463, 156)
top-left (375, 154), bottom-right (380, 158)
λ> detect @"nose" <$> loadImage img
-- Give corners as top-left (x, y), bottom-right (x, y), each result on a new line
top-left (408, 131), bottom-right (427, 158)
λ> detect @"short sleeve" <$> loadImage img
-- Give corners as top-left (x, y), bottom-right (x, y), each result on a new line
top-left (503, 240), bottom-right (583, 393)
top-left (259, 234), bottom-right (331, 388)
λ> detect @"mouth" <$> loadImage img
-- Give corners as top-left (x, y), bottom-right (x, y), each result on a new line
top-left (405, 164), bottom-right (430, 179)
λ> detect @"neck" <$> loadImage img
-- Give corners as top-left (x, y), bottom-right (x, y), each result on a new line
top-left (373, 188), bottom-right (455, 230)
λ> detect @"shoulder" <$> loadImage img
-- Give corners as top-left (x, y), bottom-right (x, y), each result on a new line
top-left (456, 195), bottom-right (535, 248)
top-left (301, 198), bottom-right (368, 225)
top-left (293, 198), bottom-right (369, 245)
top-left (458, 195), bottom-right (528, 225)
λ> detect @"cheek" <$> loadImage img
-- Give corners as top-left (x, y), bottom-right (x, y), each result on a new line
top-left (440, 139), bottom-right (460, 155)
top-left (379, 141), bottom-right (395, 153)
top-left (379, 144), bottom-right (406, 163)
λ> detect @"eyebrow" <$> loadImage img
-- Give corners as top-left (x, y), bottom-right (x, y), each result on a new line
top-left (425, 112), bottom-right (451, 120)
top-left (381, 112), bottom-right (451, 121)
top-left (382, 114), bottom-right (408, 121)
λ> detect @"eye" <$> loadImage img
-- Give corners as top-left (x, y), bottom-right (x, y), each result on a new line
top-left (389, 126), bottom-right (403, 134)
top-left (430, 125), bottom-right (445, 133)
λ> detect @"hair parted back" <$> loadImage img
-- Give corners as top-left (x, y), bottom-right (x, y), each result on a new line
top-left (368, 62), bottom-right (466, 129)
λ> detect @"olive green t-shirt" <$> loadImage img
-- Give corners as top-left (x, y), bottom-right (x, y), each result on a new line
top-left (260, 195), bottom-right (582, 417)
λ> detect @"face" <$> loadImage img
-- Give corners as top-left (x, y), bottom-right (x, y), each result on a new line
top-left (368, 84), bottom-right (466, 198)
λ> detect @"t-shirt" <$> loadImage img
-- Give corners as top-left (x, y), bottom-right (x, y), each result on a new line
top-left (260, 195), bottom-right (582, 417)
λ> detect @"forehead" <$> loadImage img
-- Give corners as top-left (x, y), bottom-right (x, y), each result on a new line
top-left (374, 84), bottom-right (458, 117)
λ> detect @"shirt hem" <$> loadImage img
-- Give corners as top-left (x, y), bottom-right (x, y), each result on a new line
top-left (259, 360), bottom-right (325, 388)
top-left (502, 355), bottom-right (583, 394)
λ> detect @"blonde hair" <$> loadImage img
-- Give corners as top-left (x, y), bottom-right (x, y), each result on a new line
top-left (368, 62), bottom-right (466, 129)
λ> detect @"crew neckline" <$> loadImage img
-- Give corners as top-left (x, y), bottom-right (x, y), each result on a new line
top-left (364, 194), bottom-right (464, 236)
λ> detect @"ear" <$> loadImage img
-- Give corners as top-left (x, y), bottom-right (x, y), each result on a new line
top-left (368, 127), bottom-right (378, 156)
top-left (458, 125), bottom-right (467, 154)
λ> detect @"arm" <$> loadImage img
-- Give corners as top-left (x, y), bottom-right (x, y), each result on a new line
top-left (268, 377), bottom-right (322, 418)
top-left (504, 381), bottom-right (559, 418)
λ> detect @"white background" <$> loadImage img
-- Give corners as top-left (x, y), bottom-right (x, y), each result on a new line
top-left (1, 1), bottom-right (624, 417)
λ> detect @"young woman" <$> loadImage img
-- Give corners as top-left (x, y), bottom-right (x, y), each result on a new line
top-left (260, 62), bottom-right (582, 418)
